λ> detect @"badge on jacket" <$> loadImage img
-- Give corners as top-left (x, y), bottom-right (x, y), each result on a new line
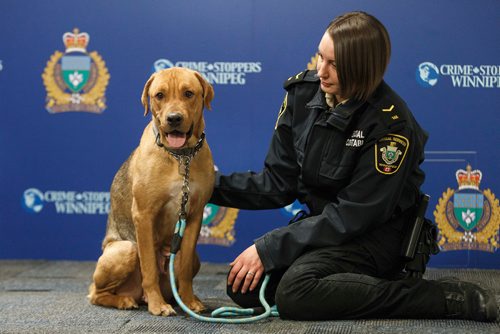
top-left (375, 134), bottom-right (409, 174)
top-left (275, 93), bottom-right (288, 129)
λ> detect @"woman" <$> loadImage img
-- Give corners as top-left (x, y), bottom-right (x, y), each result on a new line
top-left (210, 11), bottom-right (497, 321)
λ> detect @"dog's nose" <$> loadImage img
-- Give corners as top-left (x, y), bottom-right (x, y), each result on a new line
top-left (166, 113), bottom-right (183, 127)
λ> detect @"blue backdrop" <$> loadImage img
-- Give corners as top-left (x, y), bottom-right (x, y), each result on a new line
top-left (1, 0), bottom-right (499, 268)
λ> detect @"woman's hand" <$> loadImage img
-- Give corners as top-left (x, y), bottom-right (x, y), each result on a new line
top-left (227, 244), bottom-right (264, 294)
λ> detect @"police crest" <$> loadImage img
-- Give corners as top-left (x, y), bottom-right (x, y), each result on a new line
top-left (198, 204), bottom-right (239, 246)
top-left (434, 164), bottom-right (499, 252)
top-left (42, 28), bottom-right (110, 113)
top-left (307, 53), bottom-right (319, 70)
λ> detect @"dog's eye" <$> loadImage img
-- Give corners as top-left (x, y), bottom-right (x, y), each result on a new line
top-left (155, 92), bottom-right (164, 100)
top-left (184, 90), bottom-right (194, 98)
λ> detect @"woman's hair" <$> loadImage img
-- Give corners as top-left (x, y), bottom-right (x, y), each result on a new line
top-left (326, 11), bottom-right (391, 101)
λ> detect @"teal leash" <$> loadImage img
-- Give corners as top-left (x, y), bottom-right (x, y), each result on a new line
top-left (164, 146), bottom-right (278, 322)
top-left (169, 218), bottom-right (279, 323)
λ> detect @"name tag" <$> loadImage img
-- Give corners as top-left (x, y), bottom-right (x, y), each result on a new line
top-left (345, 130), bottom-right (364, 147)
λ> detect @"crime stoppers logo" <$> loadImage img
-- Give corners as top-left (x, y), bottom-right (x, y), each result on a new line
top-left (434, 165), bottom-right (499, 252)
top-left (416, 62), bottom-right (500, 88)
top-left (416, 62), bottom-right (439, 87)
top-left (42, 28), bottom-right (110, 113)
top-left (22, 189), bottom-right (44, 213)
top-left (21, 187), bottom-right (238, 246)
top-left (280, 199), bottom-right (307, 219)
top-left (22, 188), bottom-right (110, 215)
top-left (153, 59), bottom-right (261, 85)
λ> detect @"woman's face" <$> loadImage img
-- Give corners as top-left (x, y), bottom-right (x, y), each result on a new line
top-left (317, 32), bottom-right (343, 100)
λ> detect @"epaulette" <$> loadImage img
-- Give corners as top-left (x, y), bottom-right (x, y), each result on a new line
top-left (376, 98), bottom-right (406, 131)
top-left (283, 70), bottom-right (319, 89)
top-left (368, 83), bottom-right (407, 131)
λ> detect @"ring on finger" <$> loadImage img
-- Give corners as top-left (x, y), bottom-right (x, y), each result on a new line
top-left (247, 271), bottom-right (255, 276)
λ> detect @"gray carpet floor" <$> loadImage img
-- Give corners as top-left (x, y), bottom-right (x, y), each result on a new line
top-left (0, 260), bottom-right (499, 333)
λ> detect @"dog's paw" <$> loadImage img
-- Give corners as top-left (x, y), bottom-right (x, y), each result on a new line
top-left (116, 296), bottom-right (139, 310)
top-left (148, 302), bottom-right (177, 316)
top-left (186, 298), bottom-right (206, 314)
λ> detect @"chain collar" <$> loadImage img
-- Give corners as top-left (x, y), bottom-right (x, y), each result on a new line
top-left (177, 155), bottom-right (191, 221)
top-left (152, 122), bottom-right (205, 220)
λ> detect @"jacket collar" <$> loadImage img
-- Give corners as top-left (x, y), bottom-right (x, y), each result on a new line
top-left (305, 87), bottom-right (329, 110)
top-left (306, 87), bottom-right (364, 132)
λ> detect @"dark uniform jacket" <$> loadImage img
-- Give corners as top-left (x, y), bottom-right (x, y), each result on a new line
top-left (210, 70), bottom-right (428, 272)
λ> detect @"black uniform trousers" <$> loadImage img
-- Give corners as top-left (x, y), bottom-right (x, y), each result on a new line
top-left (227, 213), bottom-right (447, 320)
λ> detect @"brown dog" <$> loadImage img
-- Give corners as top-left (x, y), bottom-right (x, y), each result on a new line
top-left (88, 67), bottom-right (215, 316)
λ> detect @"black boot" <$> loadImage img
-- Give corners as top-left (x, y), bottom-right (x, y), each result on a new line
top-left (437, 278), bottom-right (499, 322)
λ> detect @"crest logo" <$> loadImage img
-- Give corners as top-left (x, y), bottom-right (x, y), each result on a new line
top-left (380, 142), bottom-right (402, 165)
top-left (307, 53), bottom-right (319, 70)
top-left (22, 188), bottom-right (44, 213)
top-left (434, 164), bottom-right (499, 252)
top-left (198, 204), bottom-right (239, 246)
top-left (197, 165), bottom-right (239, 246)
top-left (374, 134), bottom-right (409, 174)
top-left (42, 28), bottom-right (110, 113)
top-left (416, 62), bottom-right (439, 87)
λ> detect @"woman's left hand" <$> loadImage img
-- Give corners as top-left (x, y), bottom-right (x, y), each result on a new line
top-left (227, 244), bottom-right (264, 294)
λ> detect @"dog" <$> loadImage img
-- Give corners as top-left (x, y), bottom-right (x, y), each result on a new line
top-left (88, 67), bottom-right (215, 316)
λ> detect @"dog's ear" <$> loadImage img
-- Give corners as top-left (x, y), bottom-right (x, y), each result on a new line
top-left (141, 73), bottom-right (156, 116)
top-left (194, 72), bottom-right (214, 111)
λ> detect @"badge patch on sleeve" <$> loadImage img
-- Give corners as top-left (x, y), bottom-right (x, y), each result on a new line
top-left (275, 93), bottom-right (288, 129)
top-left (374, 134), bottom-right (409, 174)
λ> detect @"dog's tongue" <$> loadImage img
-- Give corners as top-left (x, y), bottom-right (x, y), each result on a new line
top-left (166, 132), bottom-right (187, 148)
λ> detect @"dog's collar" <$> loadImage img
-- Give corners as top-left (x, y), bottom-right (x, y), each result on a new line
top-left (152, 121), bottom-right (205, 159)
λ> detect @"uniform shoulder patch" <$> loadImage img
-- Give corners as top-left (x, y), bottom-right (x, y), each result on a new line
top-left (374, 134), bottom-right (409, 174)
top-left (275, 93), bottom-right (288, 129)
top-left (283, 70), bottom-right (319, 89)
